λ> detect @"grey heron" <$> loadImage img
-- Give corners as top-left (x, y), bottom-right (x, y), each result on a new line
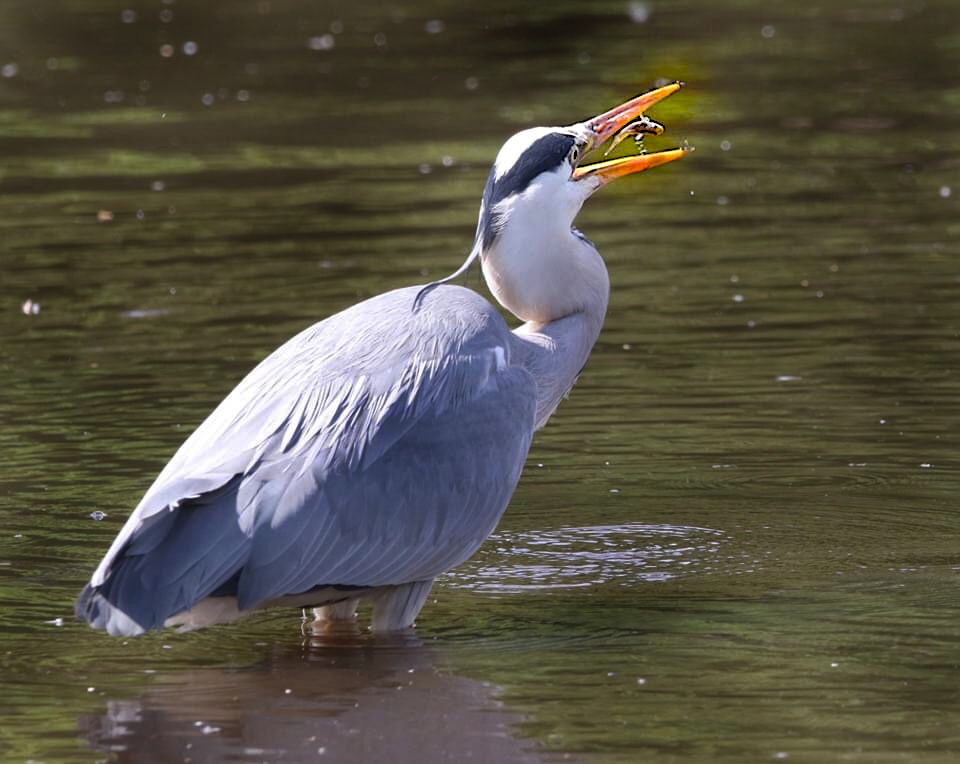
top-left (76, 83), bottom-right (688, 636)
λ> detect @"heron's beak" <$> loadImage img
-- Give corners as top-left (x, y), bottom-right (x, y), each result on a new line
top-left (573, 82), bottom-right (690, 184)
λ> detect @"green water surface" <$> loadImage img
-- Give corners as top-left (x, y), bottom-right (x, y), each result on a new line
top-left (1, 1), bottom-right (958, 762)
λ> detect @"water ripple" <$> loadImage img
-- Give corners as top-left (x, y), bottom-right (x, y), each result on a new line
top-left (448, 523), bottom-right (727, 593)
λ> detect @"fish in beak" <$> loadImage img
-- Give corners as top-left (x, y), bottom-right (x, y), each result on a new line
top-left (573, 81), bottom-right (691, 185)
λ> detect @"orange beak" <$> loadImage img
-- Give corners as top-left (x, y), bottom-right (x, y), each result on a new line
top-left (573, 82), bottom-right (690, 184)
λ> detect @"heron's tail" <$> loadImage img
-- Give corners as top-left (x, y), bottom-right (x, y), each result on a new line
top-left (75, 583), bottom-right (147, 636)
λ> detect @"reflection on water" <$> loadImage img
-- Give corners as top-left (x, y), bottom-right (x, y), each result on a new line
top-left (82, 633), bottom-right (564, 764)
top-left (1, 0), bottom-right (959, 761)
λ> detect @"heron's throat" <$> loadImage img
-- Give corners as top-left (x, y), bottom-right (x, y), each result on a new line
top-left (480, 226), bottom-right (610, 327)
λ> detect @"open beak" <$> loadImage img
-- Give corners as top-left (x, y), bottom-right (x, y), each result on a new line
top-left (573, 82), bottom-right (690, 184)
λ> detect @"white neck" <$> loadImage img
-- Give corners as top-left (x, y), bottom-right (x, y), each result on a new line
top-left (478, 188), bottom-right (610, 429)
top-left (479, 164), bottom-right (610, 325)
top-left (482, 225), bottom-right (610, 325)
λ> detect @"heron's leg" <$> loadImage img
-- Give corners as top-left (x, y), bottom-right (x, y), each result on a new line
top-left (370, 579), bottom-right (434, 632)
top-left (312, 598), bottom-right (360, 623)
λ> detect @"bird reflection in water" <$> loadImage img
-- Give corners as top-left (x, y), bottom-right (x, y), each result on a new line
top-left (80, 627), bottom-right (576, 763)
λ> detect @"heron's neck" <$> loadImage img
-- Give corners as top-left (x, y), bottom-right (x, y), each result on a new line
top-left (510, 305), bottom-right (607, 429)
top-left (481, 220), bottom-right (609, 325)
top-left (482, 229), bottom-right (610, 429)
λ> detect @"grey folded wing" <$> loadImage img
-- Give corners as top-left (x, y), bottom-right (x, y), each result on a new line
top-left (77, 287), bottom-right (537, 633)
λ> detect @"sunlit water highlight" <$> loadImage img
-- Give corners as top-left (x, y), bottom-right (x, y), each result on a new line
top-left (451, 523), bottom-right (729, 591)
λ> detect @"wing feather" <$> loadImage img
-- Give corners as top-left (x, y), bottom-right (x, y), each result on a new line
top-left (79, 285), bottom-right (537, 633)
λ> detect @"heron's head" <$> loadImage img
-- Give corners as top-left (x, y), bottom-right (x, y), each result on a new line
top-left (475, 83), bottom-right (689, 322)
top-left (475, 82), bottom-right (688, 256)
top-left (420, 82), bottom-right (689, 322)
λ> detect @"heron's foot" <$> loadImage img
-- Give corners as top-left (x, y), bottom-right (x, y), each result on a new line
top-left (309, 598), bottom-right (359, 628)
top-left (302, 598), bottom-right (360, 637)
top-left (370, 579), bottom-right (434, 632)
top-left (313, 598), bottom-right (360, 623)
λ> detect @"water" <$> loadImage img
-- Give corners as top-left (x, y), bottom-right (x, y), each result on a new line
top-left (2, 0), bottom-right (959, 761)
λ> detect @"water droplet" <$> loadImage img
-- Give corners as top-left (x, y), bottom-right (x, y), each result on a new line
top-left (373, 32), bottom-right (387, 47)
top-left (21, 299), bottom-right (40, 315)
top-left (720, 139), bottom-right (732, 151)
top-left (733, 293), bottom-right (744, 303)
top-left (628, 2), bottom-right (651, 24)
top-left (717, 195), bottom-right (729, 206)
top-left (159, 44), bottom-right (175, 58)
top-left (151, 180), bottom-right (165, 192)
top-left (939, 185), bottom-right (952, 198)
top-left (201, 93), bottom-right (215, 106)
top-left (464, 76), bottom-right (479, 90)
top-left (237, 89), bottom-right (251, 102)
top-left (418, 163), bottom-right (432, 175)
top-left (89, 510), bottom-right (108, 520)
top-left (159, 8), bottom-right (173, 22)
top-left (330, 20), bottom-right (344, 34)
top-left (182, 41), bottom-right (198, 56)
top-left (308, 34), bottom-right (335, 51)
top-left (920, 463), bottom-right (933, 469)
top-left (2, 63), bottom-right (19, 78)
top-left (424, 19), bottom-right (445, 34)
top-left (761, 24), bottom-right (776, 38)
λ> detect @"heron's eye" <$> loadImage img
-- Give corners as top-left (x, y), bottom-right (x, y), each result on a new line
top-left (570, 146), bottom-right (581, 165)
